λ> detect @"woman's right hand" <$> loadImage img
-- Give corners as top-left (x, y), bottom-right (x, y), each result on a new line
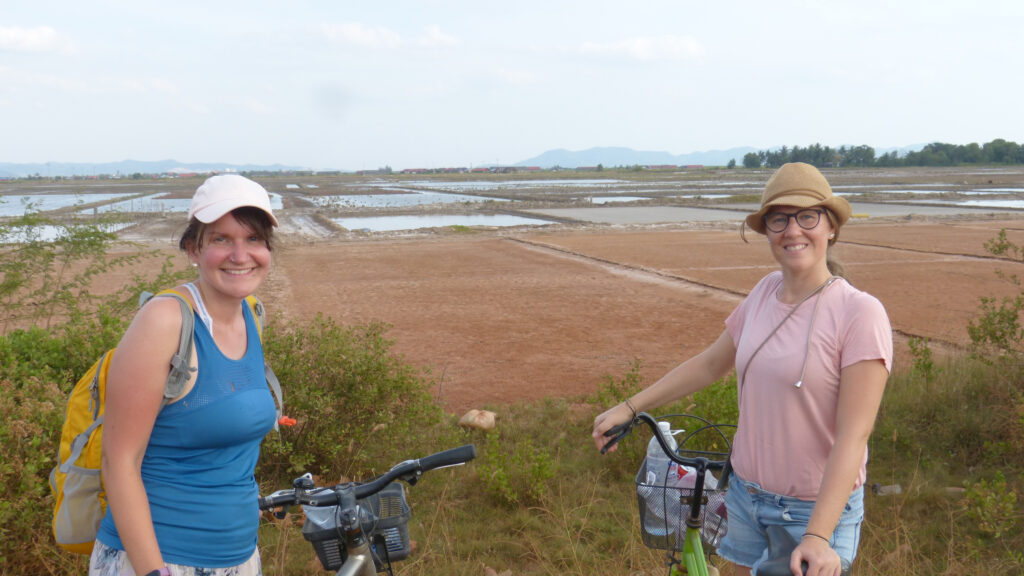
top-left (591, 402), bottom-right (634, 453)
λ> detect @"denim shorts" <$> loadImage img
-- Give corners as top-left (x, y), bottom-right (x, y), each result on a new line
top-left (716, 472), bottom-right (864, 572)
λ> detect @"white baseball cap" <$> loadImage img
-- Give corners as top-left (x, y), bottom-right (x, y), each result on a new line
top-left (188, 174), bottom-right (279, 227)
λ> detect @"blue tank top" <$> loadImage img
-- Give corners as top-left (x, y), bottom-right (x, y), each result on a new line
top-left (97, 302), bottom-right (276, 567)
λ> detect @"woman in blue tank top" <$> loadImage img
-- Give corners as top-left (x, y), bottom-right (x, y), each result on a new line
top-left (90, 175), bottom-right (280, 576)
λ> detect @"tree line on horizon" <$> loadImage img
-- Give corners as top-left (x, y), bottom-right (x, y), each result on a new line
top-left (742, 138), bottom-right (1024, 169)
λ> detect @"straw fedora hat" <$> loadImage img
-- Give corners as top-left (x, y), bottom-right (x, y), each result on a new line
top-left (745, 162), bottom-right (851, 234)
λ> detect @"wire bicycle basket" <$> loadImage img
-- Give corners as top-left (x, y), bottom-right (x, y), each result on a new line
top-left (302, 482), bottom-right (412, 571)
top-left (634, 414), bottom-right (734, 551)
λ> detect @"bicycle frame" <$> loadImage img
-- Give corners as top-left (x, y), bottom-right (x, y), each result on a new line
top-left (605, 412), bottom-right (732, 576)
top-left (260, 444), bottom-right (476, 576)
top-left (676, 526), bottom-right (714, 576)
top-left (607, 413), bottom-right (849, 576)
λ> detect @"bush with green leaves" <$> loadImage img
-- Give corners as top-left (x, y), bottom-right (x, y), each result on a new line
top-left (907, 336), bottom-right (940, 385)
top-left (961, 471), bottom-right (1019, 540)
top-left (476, 430), bottom-right (555, 507)
top-left (969, 228), bottom-right (1024, 362)
top-left (259, 316), bottom-right (448, 482)
top-left (0, 212), bottom-right (185, 574)
top-left (0, 375), bottom-right (87, 574)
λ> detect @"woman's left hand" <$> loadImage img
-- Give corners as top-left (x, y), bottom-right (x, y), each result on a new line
top-left (791, 536), bottom-right (842, 576)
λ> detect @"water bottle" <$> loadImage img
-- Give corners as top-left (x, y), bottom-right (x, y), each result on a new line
top-left (673, 464), bottom-right (723, 546)
top-left (639, 421), bottom-right (679, 547)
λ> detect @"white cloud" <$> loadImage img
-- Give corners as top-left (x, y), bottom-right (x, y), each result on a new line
top-left (417, 25), bottom-right (460, 48)
top-left (321, 22), bottom-right (402, 49)
top-left (494, 68), bottom-right (537, 86)
top-left (25, 71), bottom-right (88, 92)
top-left (247, 99), bottom-right (273, 114)
top-left (579, 35), bottom-right (704, 62)
top-left (115, 77), bottom-right (179, 95)
top-left (0, 25), bottom-right (71, 54)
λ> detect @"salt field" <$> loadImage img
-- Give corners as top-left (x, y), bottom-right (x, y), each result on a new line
top-left (333, 213), bottom-right (551, 232)
top-left (3, 167), bottom-right (1024, 237)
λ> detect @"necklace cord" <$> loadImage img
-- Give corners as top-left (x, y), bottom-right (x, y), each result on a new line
top-left (738, 276), bottom-right (840, 396)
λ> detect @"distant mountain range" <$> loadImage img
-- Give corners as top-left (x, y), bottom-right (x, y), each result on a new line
top-left (514, 146), bottom-right (758, 168)
top-left (1, 144), bottom-right (926, 178)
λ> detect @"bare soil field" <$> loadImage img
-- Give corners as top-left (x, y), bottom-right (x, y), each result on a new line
top-left (9, 168), bottom-right (1024, 413)
top-left (248, 215), bottom-right (1023, 413)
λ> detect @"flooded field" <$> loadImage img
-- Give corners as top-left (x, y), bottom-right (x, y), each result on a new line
top-left (333, 213), bottom-right (550, 232)
top-left (3, 165), bottom-right (1024, 237)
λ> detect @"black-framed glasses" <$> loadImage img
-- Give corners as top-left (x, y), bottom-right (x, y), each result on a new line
top-left (763, 209), bottom-right (823, 233)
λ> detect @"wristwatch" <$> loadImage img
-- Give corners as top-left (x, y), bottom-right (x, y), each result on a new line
top-left (144, 567), bottom-right (171, 576)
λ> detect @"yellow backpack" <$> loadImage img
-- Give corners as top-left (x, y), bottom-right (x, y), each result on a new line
top-left (49, 289), bottom-right (282, 554)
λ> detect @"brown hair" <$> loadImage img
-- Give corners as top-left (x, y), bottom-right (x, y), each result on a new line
top-left (178, 206), bottom-right (276, 254)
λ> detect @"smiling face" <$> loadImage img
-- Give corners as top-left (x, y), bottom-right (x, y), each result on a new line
top-left (188, 212), bottom-right (272, 301)
top-left (764, 205), bottom-right (835, 275)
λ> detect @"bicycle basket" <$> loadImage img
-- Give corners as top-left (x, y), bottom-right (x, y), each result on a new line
top-left (634, 416), bottom-right (732, 551)
top-left (302, 482), bottom-right (412, 571)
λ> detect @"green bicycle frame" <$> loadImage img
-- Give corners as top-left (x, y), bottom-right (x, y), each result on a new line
top-left (684, 526), bottom-right (708, 576)
top-left (671, 526), bottom-right (711, 576)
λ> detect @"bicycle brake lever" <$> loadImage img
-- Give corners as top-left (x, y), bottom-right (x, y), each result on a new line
top-left (600, 421), bottom-right (634, 454)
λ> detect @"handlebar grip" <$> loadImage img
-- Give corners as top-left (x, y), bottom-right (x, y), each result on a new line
top-left (258, 491), bottom-right (296, 510)
top-left (600, 421), bottom-right (633, 454)
top-left (604, 421), bottom-right (631, 438)
top-left (418, 444), bottom-right (476, 471)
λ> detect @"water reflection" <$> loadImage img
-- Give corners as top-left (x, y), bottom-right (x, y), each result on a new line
top-left (1, 221), bottom-right (134, 244)
top-left (378, 179), bottom-right (626, 191)
top-left (84, 193), bottom-right (283, 214)
top-left (332, 213), bottom-right (552, 232)
top-left (957, 199), bottom-right (1024, 209)
top-left (586, 196), bottom-right (649, 204)
top-left (0, 193), bottom-right (134, 217)
top-left (313, 191), bottom-right (507, 208)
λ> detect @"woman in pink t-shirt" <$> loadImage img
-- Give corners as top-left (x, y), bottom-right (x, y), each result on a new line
top-left (593, 162), bottom-right (893, 576)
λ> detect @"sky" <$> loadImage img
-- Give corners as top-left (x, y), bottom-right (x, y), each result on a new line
top-left (2, 1), bottom-right (1022, 171)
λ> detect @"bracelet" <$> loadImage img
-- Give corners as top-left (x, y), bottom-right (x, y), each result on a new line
top-left (144, 568), bottom-right (171, 576)
top-left (623, 397), bottom-right (637, 419)
top-left (802, 532), bottom-right (830, 544)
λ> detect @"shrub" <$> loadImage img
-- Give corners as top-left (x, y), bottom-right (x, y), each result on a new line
top-left (907, 336), bottom-right (940, 385)
top-left (961, 471), bottom-right (1019, 540)
top-left (0, 376), bottom-right (86, 574)
top-left (969, 228), bottom-right (1024, 363)
top-left (476, 430), bottom-right (555, 507)
top-left (259, 316), bottom-right (447, 482)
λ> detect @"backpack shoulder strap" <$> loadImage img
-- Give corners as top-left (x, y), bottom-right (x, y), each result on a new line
top-left (246, 295), bottom-right (265, 336)
top-left (245, 295), bottom-right (284, 431)
top-left (140, 289), bottom-right (196, 405)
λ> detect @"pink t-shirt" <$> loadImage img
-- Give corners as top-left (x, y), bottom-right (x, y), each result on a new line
top-left (725, 271), bottom-right (893, 499)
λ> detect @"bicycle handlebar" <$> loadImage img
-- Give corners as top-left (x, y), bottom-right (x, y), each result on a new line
top-left (258, 444), bottom-right (477, 510)
top-left (603, 412), bottom-right (731, 472)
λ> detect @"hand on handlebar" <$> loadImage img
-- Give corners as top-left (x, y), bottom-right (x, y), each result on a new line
top-left (791, 536), bottom-right (842, 576)
top-left (591, 403), bottom-right (635, 453)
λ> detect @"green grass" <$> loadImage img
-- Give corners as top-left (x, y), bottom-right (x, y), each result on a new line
top-left (4, 312), bottom-right (1021, 576)
top-left (252, 351), bottom-right (1023, 576)
top-left (1, 217), bottom-right (1021, 575)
